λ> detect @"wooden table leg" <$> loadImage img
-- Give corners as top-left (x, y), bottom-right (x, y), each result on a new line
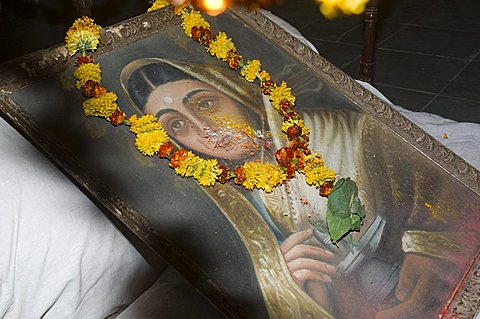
top-left (359, 0), bottom-right (380, 83)
top-left (72, 0), bottom-right (93, 17)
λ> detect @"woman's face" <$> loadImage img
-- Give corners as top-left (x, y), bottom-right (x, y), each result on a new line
top-left (145, 79), bottom-right (259, 160)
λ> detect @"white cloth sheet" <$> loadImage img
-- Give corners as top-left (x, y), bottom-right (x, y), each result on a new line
top-left (1, 11), bottom-right (479, 319)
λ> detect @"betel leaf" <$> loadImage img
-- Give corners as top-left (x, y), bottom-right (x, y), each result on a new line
top-left (326, 177), bottom-right (366, 243)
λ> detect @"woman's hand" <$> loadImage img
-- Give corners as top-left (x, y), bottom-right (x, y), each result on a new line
top-left (374, 254), bottom-right (451, 319)
top-left (280, 229), bottom-right (338, 308)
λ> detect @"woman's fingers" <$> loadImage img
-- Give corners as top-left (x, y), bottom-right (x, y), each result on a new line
top-left (288, 257), bottom-right (336, 276)
top-left (292, 268), bottom-right (334, 286)
top-left (281, 229), bottom-right (314, 254)
top-left (284, 244), bottom-right (336, 262)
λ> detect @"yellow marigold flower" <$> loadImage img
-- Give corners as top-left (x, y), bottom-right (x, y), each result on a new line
top-left (304, 165), bottom-right (336, 187)
top-left (174, 151), bottom-right (198, 177)
top-left (207, 32), bottom-right (236, 61)
top-left (173, 151), bottom-right (221, 186)
top-left (135, 129), bottom-right (169, 156)
top-left (130, 114), bottom-right (162, 134)
top-left (147, 0), bottom-right (171, 12)
top-left (181, 10), bottom-right (210, 37)
top-left (240, 60), bottom-right (261, 82)
top-left (65, 17), bottom-right (101, 56)
top-left (259, 70), bottom-right (271, 82)
top-left (193, 159), bottom-right (221, 186)
top-left (269, 81), bottom-right (295, 111)
top-left (74, 63), bottom-right (101, 89)
top-left (82, 92), bottom-right (118, 119)
top-left (242, 162), bottom-right (286, 193)
top-left (282, 118), bottom-right (310, 137)
top-left (69, 16), bottom-right (101, 36)
top-left (301, 153), bottom-right (336, 187)
top-left (301, 153), bottom-right (325, 170)
top-left (316, 0), bottom-right (368, 19)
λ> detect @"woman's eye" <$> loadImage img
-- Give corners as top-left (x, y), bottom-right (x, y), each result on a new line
top-left (170, 119), bottom-right (186, 131)
top-left (197, 99), bottom-right (216, 111)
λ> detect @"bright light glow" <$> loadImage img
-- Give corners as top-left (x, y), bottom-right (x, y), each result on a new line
top-left (204, 0), bottom-right (225, 11)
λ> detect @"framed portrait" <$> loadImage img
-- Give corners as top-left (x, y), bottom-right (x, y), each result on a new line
top-left (0, 6), bottom-right (479, 319)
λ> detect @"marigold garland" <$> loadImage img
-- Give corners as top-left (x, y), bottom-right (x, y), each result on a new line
top-left (74, 62), bottom-right (101, 89)
top-left (66, 4), bottom-right (338, 195)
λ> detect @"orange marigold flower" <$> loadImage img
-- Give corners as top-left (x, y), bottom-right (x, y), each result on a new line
top-left (170, 149), bottom-right (188, 169)
top-left (279, 100), bottom-right (293, 114)
top-left (233, 165), bottom-right (246, 185)
top-left (109, 109), bottom-right (126, 126)
top-left (284, 111), bottom-right (300, 122)
top-left (191, 26), bottom-right (207, 42)
top-left (76, 56), bottom-right (94, 65)
top-left (157, 141), bottom-right (174, 158)
top-left (289, 138), bottom-right (308, 150)
top-left (81, 80), bottom-right (107, 98)
top-left (286, 163), bottom-right (296, 179)
top-left (227, 52), bottom-right (243, 70)
top-left (286, 124), bottom-right (302, 139)
top-left (128, 114), bottom-right (138, 125)
top-left (217, 164), bottom-right (231, 183)
top-left (260, 80), bottom-right (275, 95)
top-left (275, 146), bottom-right (295, 167)
top-left (319, 180), bottom-right (335, 197)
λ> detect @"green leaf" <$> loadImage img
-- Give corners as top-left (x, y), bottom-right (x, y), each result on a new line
top-left (326, 178), bottom-right (366, 243)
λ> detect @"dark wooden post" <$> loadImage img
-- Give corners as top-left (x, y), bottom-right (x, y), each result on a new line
top-left (359, 0), bottom-right (380, 83)
top-left (72, 0), bottom-right (93, 17)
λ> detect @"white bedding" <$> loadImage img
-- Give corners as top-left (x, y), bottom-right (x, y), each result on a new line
top-left (1, 12), bottom-right (479, 319)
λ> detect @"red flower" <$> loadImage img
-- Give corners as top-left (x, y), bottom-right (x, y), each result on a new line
top-left (233, 165), bottom-right (246, 184)
top-left (170, 149), bottom-right (188, 168)
top-left (275, 146), bottom-right (294, 167)
top-left (279, 100), bottom-right (293, 114)
top-left (289, 138), bottom-right (308, 150)
top-left (284, 111), bottom-right (300, 122)
top-left (227, 51), bottom-right (243, 70)
top-left (286, 124), bottom-right (302, 139)
top-left (76, 56), bottom-right (94, 65)
top-left (202, 29), bottom-right (216, 46)
top-left (191, 26), bottom-right (206, 42)
top-left (217, 164), bottom-right (231, 183)
top-left (81, 80), bottom-right (107, 98)
top-left (260, 80), bottom-right (274, 95)
top-left (319, 181), bottom-right (334, 197)
top-left (286, 163), bottom-right (296, 179)
top-left (109, 109), bottom-right (126, 126)
top-left (157, 142), bottom-right (174, 158)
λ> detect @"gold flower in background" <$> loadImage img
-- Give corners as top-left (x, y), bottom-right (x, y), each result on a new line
top-left (316, 0), bottom-right (369, 19)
